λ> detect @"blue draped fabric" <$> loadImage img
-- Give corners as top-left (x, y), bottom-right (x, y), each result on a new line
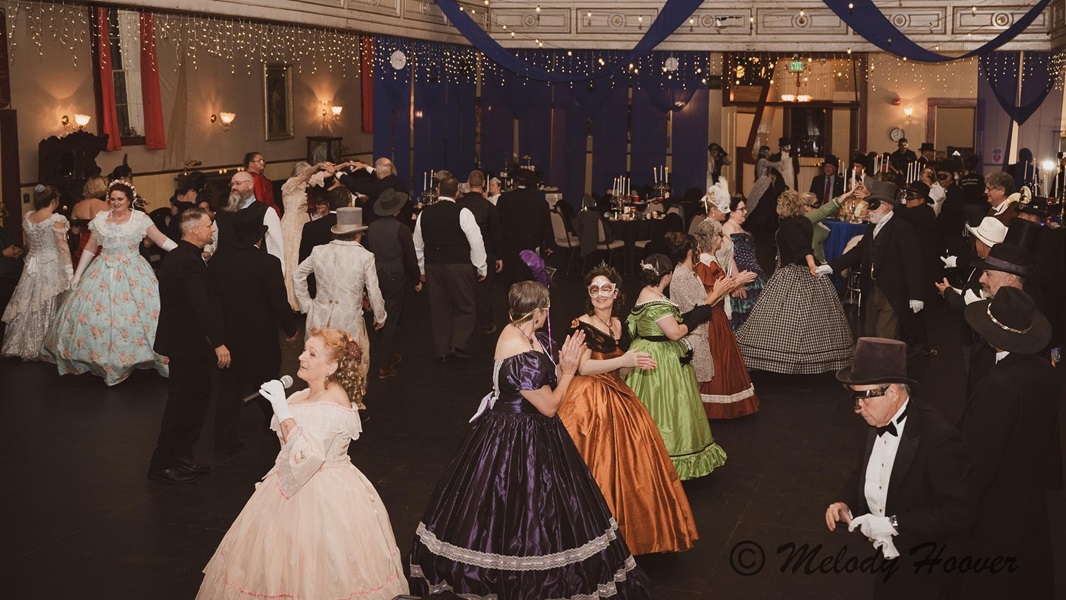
top-left (570, 74), bottom-right (624, 118)
top-left (480, 82), bottom-right (514, 177)
top-left (518, 80), bottom-right (553, 176)
top-left (445, 80), bottom-right (477, 179)
top-left (561, 88), bottom-right (589, 209)
top-left (822, 0), bottom-right (1051, 63)
top-left (671, 88), bottom-right (709, 197)
top-left (591, 85), bottom-right (630, 196)
top-left (373, 38), bottom-right (412, 185)
top-left (979, 51), bottom-right (1057, 126)
top-left (630, 88), bottom-right (668, 190)
top-left (413, 78), bottom-right (446, 193)
top-left (436, 0), bottom-right (704, 81)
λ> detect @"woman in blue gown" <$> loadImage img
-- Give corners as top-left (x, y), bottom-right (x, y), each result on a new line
top-left (411, 281), bottom-right (650, 599)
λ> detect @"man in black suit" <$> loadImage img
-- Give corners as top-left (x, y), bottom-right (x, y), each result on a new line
top-left (496, 168), bottom-right (552, 284)
top-left (823, 180), bottom-right (925, 341)
top-left (298, 185), bottom-right (351, 298)
top-left (148, 208), bottom-right (230, 484)
top-left (888, 138), bottom-right (918, 173)
top-left (458, 170), bottom-right (504, 334)
top-left (935, 159), bottom-right (967, 258)
top-left (208, 210), bottom-right (298, 456)
top-left (331, 157), bottom-right (408, 227)
top-left (896, 182), bottom-right (940, 356)
top-left (414, 176), bottom-right (487, 362)
top-left (808, 154), bottom-right (845, 207)
top-left (826, 337), bottom-right (974, 599)
top-left (959, 288), bottom-right (1060, 599)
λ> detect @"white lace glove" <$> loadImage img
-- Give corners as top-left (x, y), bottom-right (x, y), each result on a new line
top-left (71, 249), bottom-right (94, 288)
top-left (815, 265), bottom-right (833, 276)
top-left (160, 238), bottom-right (178, 252)
top-left (909, 300), bottom-right (924, 313)
top-left (940, 255), bottom-right (958, 269)
top-left (848, 514), bottom-right (898, 539)
top-left (259, 379), bottom-right (293, 423)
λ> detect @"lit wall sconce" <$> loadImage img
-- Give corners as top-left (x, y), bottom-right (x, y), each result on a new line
top-left (903, 106), bottom-right (914, 124)
top-left (211, 112), bottom-right (236, 132)
top-left (796, 94), bottom-right (812, 103)
top-left (780, 94), bottom-right (796, 102)
top-left (322, 105), bottom-right (343, 122)
top-left (61, 114), bottom-right (92, 131)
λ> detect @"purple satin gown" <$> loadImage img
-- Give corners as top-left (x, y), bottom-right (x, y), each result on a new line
top-left (410, 334), bottom-right (651, 599)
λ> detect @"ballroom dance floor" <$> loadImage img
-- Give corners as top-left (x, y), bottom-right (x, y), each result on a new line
top-left (1, 272), bottom-right (1063, 599)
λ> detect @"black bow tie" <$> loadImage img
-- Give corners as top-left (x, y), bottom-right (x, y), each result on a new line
top-left (876, 407), bottom-right (908, 438)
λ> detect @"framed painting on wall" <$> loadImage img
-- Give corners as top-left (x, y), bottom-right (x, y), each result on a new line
top-left (264, 63), bottom-right (294, 140)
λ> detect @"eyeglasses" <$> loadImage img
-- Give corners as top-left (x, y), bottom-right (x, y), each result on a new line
top-left (937, 173), bottom-right (951, 180)
top-left (588, 283), bottom-right (617, 297)
top-left (845, 385), bottom-right (890, 410)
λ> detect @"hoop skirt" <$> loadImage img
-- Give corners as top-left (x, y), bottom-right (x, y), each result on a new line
top-left (197, 397), bottom-right (409, 599)
top-left (411, 337), bottom-right (650, 599)
top-left (695, 260), bottom-right (759, 419)
top-left (558, 320), bottom-right (698, 555)
top-left (42, 210), bottom-right (167, 385)
top-left (736, 264), bottom-right (855, 374)
top-left (2, 214), bottom-right (71, 359)
top-left (728, 232), bottom-right (766, 330)
top-left (624, 301), bottom-right (727, 480)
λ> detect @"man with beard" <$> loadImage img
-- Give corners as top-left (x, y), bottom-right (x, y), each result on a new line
top-left (330, 157), bottom-right (408, 227)
top-left (215, 171), bottom-right (284, 270)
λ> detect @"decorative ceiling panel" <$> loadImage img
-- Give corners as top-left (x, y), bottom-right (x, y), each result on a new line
top-left (345, 0), bottom-right (400, 17)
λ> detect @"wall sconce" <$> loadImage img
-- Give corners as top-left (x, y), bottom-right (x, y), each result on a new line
top-left (780, 94), bottom-right (796, 102)
top-left (903, 106), bottom-right (914, 124)
top-left (61, 114), bottom-right (92, 131)
top-left (211, 112), bottom-right (236, 132)
top-left (322, 105), bottom-right (343, 122)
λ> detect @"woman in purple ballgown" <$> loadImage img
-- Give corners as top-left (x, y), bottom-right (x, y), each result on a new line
top-left (410, 281), bottom-right (651, 599)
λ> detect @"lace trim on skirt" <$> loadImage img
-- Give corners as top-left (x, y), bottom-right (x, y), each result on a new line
top-left (409, 556), bottom-right (638, 600)
top-left (415, 519), bottom-right (620, 571)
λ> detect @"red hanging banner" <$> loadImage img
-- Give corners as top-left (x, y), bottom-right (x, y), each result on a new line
top-left (139, 12), bottom-right (166, 150)
top-left (95, 7), bottom-right (122, 151)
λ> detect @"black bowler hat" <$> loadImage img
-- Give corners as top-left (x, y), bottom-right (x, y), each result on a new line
top-left (231, 210), bottom-right (268, 249)
top-left (919, 142), bottom-right (935, 152)
top-left (778, 137), bottom-right (791, 147)
top-left (822, 154), bottom-right (839, 167)
top-left (970, 243), bottom-right (1030, 278)
top-left (1004, 218), bottom-right (1042, 254)
top-left (836, 337), bottom-right (918, 387)
top-left (905, 181), bottom-right (931, 202)
top-left (964, 287), bottom-right (1051, 354)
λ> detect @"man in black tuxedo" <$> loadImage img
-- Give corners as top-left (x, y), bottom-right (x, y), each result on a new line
top-left (208, 210), bottom-right (298, 456)
top-left (935, 159), bottom-right (967, 258)
top-left (331, 157), bottom-right (408, 227)
top-left (826, 337), bottom-right (974, 599)
top-left (959, 288), bottom-right (1060, 599)
top-left (414, 176), bottom-right (487, 362)
top-left (896, 182), bottom-right (939, 356)
top-left (823, 180), bottom-right (925, 340)
top-left (149, 208), bottom-right (230, 484)
top-left (496, 168), bottom-right (552, 284)
top-left (298, 185), bottom-right (351, 298)
top-left (808, 154), bottom-right (845, 207)
top-left (457, 170), bottom-right (504, 334)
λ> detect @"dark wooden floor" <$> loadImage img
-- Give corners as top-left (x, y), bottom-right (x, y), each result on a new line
top-left (1, 271), bottom-right (1063, 599)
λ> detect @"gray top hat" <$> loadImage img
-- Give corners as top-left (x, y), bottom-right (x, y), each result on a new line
top-left (836, 337), bottom-right (919, 387)
top-left (331, 207), bottom-right (368, 235)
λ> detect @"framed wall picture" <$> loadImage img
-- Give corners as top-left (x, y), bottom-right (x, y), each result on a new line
top-left (263, 63), bottom-right (294, 140)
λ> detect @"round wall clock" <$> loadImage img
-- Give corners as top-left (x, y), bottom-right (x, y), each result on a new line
top-left (390, 50), bottom-right (407, 70)
top-left (889, 127), bottom-right (906, 142)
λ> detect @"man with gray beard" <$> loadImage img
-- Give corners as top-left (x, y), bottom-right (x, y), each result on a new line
top-left (215, 171), bottom-right (284, 271)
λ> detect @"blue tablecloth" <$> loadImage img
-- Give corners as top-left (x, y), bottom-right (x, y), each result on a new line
top-left (824, 220), bottom-right (867, 264)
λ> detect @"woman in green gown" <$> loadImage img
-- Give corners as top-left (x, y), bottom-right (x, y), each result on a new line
top-left (624, 254), bottom-right (728, 480)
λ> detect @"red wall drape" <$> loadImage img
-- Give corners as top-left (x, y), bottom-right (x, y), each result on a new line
top-left (360, 35), bottom-right (374, 134)
top-left (95, 6), bottom-right (122, 151)
top-left (139, 11), bottom-right (166, 149)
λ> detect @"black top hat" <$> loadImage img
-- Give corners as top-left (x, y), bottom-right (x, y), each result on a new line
top-left (970, 243), bottom-right (1030, 278)
top-left (778, 137), bottom-right (791, 147)
top-left (512, 167), bottom-right (541, 187)
top-left (866, 179), bottom-right (900, 206)
top-left (851, 153), bottom-right (873, 172)
top-left (905, 181), bottom-right (931, 201)
top-left (836, 337), bottom-right (918, 387)
top-left (822, 154), bottom-right (839, 167)
top-left (919, 142), bottom-right (935, 152)
top-left (374, 188), bottom-right (410, 217)
top-left (231, 210), bottom-right (269, 249)
top-left (964, 287), bottom-right (1051, 354)
top-left (1017, 195), bottom-right (1048, 218)
top-left (1004, 217), bottom-right (1042, 254)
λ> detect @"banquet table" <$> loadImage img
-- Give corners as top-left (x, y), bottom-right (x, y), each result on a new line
top-left (823, 219), bottom-right (868, 264)
top-left (605, 216), bottom-right (667, 273)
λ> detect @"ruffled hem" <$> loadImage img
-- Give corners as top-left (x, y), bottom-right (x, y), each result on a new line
top-left (740, 351), bottom-right (853, 375)
top-left (410, 556), bottom-right (643, 600)
top-left (671, 442), bottom-right (727, 480)
top-left (703, 393), bottom-right (760, 419)
top-left (199, 551), bottom-right (408, 600)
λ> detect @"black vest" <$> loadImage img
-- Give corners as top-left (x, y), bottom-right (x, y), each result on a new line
top-left (420, 201), bottom-right (470, 264)
top-left (366, 217), bottom-right (405, 274)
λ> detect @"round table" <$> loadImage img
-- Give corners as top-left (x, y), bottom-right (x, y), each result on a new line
top-left (824, 219), bottom-right (868, 264)
top-left (605, 217), bottom-right (667, 273)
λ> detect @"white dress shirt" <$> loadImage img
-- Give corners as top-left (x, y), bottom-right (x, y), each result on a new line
top-left (864, 399), bottom-right (910, 518)
top-left (413, 196), bottom-right (488, 277)
top-left (241, 196), bottom-right (285, 273)
top-left (995, 350), bottom-right (1010, 363)
top-left (872, 209), bottom-right (893, 239)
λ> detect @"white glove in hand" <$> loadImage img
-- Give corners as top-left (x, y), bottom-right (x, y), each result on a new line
top-left (940, 255), bottom-right (958, 269)
top-left (909, 300), bottom-right (924, 313)
top-left (848, 514), bottom-right (898, 539)
top-left (259, 379), bottom-right (293, 423)
top-left (815, 265), bottom-right (833, 276)
top-left (963, 288), bottom-right (983, 305)
top-left (872, 536), bottom-right (901, 559)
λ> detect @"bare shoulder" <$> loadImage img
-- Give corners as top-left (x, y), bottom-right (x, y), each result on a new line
top-left (494, 325), bottom-right (530, 360)
top-left (322, 385), bottom-right (353, 408)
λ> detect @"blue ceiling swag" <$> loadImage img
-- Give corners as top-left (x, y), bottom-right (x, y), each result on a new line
top-left (822, 0), bottom-right (1052, 63)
